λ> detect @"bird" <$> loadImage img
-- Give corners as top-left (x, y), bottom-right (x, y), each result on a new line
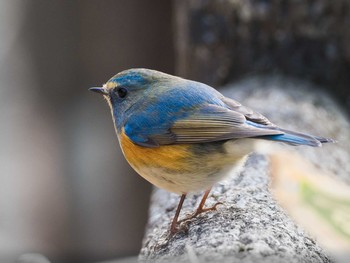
top-left (89, 68), bottom-right (333, 236)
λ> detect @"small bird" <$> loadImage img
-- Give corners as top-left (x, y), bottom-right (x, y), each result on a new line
top-left (90, 68), bottom-right (333, 236)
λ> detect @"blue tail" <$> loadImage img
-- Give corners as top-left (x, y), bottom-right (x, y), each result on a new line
top-left (258, 128), bottom-right (334, 147)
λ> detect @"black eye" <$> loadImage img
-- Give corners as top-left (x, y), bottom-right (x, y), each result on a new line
top-left (117, 87), bottom-right (128, 98)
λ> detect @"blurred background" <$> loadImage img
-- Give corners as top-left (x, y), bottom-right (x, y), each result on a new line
top-left (0, 0), bottom-right (349, 263)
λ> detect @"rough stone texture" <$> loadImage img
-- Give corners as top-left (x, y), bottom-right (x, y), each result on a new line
top-left (139, 76), bottom-right (350, 262)
top-left (139, 155), bottom-right (330, 263)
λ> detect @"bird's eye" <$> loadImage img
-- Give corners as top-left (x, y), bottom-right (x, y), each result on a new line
top-left (116, 87), bottom-right (128, 98)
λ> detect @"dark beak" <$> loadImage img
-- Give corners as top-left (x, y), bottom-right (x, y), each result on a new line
top-left (89, 87), bottom-right (108, 95)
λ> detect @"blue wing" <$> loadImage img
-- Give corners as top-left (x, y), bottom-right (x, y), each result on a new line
top-left (123, 81), bottom-right (331, 147)
top-left (123, 81), bottom-right (282, 147)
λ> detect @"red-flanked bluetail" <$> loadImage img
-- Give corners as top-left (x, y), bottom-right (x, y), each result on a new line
top-left (90, 69), bottom-right (334, 236)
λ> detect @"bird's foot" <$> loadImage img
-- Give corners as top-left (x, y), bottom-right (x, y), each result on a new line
top-left (167, 221), bottom-right (190, 239)
top-left (178, 201), bottom-right (223, 224)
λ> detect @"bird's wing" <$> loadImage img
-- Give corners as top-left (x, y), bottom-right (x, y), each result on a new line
top-left (220, 96), bottom-right (273, 126)
top-left (125, 102), bottom-right (283, 147)
top-left (164, 104), bottom-right (282, 144)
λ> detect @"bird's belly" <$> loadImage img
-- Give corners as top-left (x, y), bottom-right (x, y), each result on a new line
top-left (119, 132), bottom-right (254, 194)
top-left (132, 156), bottom-right (248, 194)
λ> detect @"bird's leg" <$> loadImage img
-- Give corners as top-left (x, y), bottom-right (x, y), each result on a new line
top-left (178, 188), bottom-right (222, 224)
top-left (169, 193), bottom-right (187, 236)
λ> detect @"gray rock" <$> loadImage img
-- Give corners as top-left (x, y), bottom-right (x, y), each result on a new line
top-left (139, 155), bottom-right (330, 263)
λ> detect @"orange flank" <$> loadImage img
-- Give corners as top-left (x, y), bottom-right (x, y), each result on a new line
top-left (118, 130), bottom-right (251, 194)
top-left (119, 130), bottom-right (191, 172)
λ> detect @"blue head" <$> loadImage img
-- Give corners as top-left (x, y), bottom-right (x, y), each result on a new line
top-left (89, 68), bottom-right (187, 131)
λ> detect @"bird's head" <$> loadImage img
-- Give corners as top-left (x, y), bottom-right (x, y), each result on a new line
top-left (89, 68), bottom-right (179, 128)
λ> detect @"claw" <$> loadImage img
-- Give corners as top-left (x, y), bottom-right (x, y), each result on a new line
top-left (203, 201), bottom-right (223, 212)
top-left (167, 221), bottom-right (189, 239)
top-left (167, 189), bottom-right (223, 238)
top-left (178, 201), bottom-right (223, 224)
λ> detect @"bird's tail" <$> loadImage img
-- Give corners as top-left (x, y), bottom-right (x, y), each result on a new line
top-left (258, 128), bottom-right (335, 147)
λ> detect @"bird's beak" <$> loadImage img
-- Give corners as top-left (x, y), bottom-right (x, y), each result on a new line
top-left (89, 87), bottom-right (108, 95)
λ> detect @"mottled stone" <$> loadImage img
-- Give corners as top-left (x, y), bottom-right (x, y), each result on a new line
top-left (139, 155), bottom-right (330, 263)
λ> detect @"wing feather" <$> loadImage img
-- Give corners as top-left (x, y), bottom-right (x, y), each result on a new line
top-left (148, 104), bottom-right (283, 145)
top-left (221, 96), bottom-right (273, 126)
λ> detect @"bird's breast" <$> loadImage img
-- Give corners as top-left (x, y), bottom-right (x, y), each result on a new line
top-left (118, 131), bottom-right (254, 193)
top-left (119, 130), bottom-right (192, 171)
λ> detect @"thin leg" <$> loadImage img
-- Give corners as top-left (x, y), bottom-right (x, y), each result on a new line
top-left (179, 188), bottom-right (222, 223)
top-left (196, 188), bottom-right (211, 212)
top-left (169, 193), bottom-right (186, 235)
